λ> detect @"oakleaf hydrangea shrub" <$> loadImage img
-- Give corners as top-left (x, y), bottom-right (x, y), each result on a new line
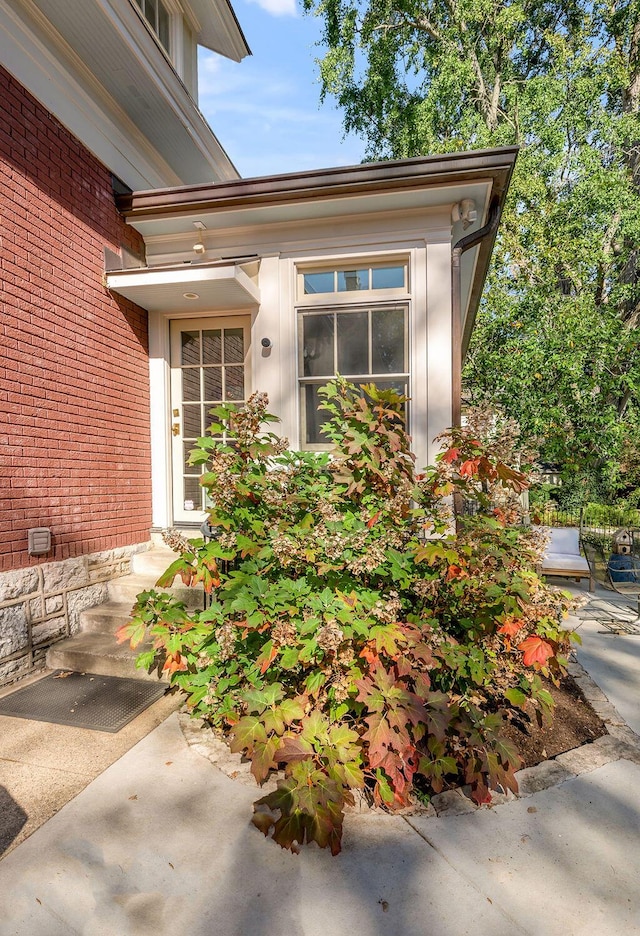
top-left (118, 379), bottom-right (576, 855)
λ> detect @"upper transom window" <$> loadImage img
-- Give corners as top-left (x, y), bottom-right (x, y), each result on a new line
top-left (301, 263), bottom-right (406, 297)
top-left (134, 0), bottom-right (171, 53)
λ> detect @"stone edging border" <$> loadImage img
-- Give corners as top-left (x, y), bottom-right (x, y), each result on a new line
top-left (178, 657), bottom-right (640, 821)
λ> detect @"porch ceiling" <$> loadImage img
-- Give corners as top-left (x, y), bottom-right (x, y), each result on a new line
top-left (105, 261), bottom-right (260, 313)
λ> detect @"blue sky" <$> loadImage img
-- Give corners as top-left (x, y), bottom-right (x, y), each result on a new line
top-left (198, 0), bottom-right (365, 178)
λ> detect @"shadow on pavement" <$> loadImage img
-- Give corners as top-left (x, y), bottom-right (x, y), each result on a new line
top-left (0, 786), bottom-right (27, 858)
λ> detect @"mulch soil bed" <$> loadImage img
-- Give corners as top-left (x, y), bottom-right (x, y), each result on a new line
top-left (502, 675), bottom-right (608, 768)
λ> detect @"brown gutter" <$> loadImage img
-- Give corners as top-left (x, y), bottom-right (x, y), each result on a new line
top-left (451, 197), bottom-right (503, 426)
top-left (116, 147), bottom-right (519, 218)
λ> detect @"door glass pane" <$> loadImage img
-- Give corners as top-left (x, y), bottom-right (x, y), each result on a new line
top-left (338, 269), bottom-right (369, 292)
top-left (304, 385), bottom-right (331, 444)
top-left (183, 475), bottom-right (202, 512)
top-left (202, 330), bottom-right (222, 365)
top-left (181, 331), bottom-right (200, 366)
top-left (337, 311), bottom-right (368, 374)
top-left (225, 366), bottom-right (244, 401)
top-left (182, 404), bottom-right (201, 437)
top-left (303, 271), bottom-right (334, 295)
top-left (182, 368), bottom-right (200, 402)
top-left (372, 266), bottom-right (405, 289)
top-left (302, 314), bottom-right (334, 377)
top-left (224, 328), bottom-right (244, 363)
top-left (203, 367), bottom-right (223, 402)
top-left (372, 308), bottom-right (405, 373)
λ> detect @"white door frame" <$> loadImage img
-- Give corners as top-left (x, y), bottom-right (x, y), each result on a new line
top-left (147, 309), bottom-right (252, 531)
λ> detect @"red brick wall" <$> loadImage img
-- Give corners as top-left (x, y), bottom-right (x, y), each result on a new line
top-left (0, 65), bottom-right (152, 572)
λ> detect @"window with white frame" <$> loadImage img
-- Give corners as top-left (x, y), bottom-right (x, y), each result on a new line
top-left (298, 304), bottom-right (409, 446)
top-left (297, 260), bottom-right (410, 447)
top-left (134, 0), bottom-right (171, 53)
top-left (301, 263), bottom-right (406, 296)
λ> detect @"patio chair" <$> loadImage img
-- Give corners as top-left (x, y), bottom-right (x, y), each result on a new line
top-left (538, 526), bottom-right (595, 591)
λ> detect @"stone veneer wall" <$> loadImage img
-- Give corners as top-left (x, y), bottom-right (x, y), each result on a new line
top-left (0, 542), bottom-right (150, 687)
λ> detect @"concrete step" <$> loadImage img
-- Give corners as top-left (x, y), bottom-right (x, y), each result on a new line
top-left (46, 632), bottom-right (167, 682)
top-left (45, 547), bottom-right (204, 682)
top-left (132, 548), bottom-right (180, 579)
top-left (79, 601), bottom-right (135, 636)
top-left (107, 574), bottom-right (204, 609)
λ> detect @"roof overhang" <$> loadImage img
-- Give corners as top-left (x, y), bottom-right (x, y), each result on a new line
top-left (0, 0), bottom-right (244, 187)
top-left (106, 259), bottom-right (260, 312)
top-left (185, 0), bottom-right (250, 61)
top-left (115, 147), bottom-right (518, 340)
top-left (117, 148), bottom-right (518, 227)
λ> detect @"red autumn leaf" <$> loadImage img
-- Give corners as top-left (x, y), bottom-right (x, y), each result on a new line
top-left (441, 447), bottom-right (460, 464)
top-left (257, 640), bottom-right (278, 674)
top-left (458, 458), bottom-right (481, 478)
top-left (162, 652), bottom-right (187, 675)
top-left (367, 510), bottom-right (382, 529)
top-left (359, 644), bottom-right (381, 667)
top-left (446, 564), bottom-right (468, 581)
top-left (498, 619), bottom-right (521, 639)
top-left (518, 635), bottom-right (555, 667)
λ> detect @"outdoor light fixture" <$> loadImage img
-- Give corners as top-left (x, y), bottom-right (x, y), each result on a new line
top-left (452, 198), bottom-right (478, 229)
top-left (183, 292), bottom-right (200, 300)
top-left (193, 220), bottom-right (207, 254)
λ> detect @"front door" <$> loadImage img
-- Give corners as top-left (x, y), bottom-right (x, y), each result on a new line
top-left (170, 317), bottom-right (251, 524)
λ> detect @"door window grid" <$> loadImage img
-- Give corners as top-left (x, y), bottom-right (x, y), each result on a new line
top-left (298, 305), bottom-right (409, 447)
top-left (176, 326), bottom-right (246, 512)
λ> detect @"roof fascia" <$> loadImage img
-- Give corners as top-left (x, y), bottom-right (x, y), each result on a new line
top-left (117, 147), bottom-right (519, 219)
top-left (183, 0), bottom-right (250, 61)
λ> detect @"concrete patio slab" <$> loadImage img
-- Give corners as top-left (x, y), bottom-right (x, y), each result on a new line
top-left (0, 687), bottom-right (180, 857)
top-left (409, 759), bottom-right (640, 935)
top-left (575, 620), bottom-right (640, 735)
top-left (0, 714), bottom-right (517, 936)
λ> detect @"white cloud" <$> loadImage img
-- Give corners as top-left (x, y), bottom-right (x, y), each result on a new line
top-left (197, 45), bottom-right (363, 177)
top-left (246, 0), bottom-right (297, 15)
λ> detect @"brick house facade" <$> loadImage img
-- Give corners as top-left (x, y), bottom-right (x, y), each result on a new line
top-left (1, 65), bottom-right (151, 574)
top-left (0, 0), bottom-right (250, 685)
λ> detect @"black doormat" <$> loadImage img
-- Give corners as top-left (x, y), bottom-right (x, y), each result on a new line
top-left (0, 671), bottom-right (167, 733)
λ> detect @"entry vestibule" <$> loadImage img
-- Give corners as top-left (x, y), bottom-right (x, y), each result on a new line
top-left (106, 148), bottom-right (518, 531)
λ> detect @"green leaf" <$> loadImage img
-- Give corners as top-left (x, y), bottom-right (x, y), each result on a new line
top-left (156, 558), bottom-right (191, 587)
top-left (279, 647), bottom-right (300, 670)
top-left (505, 687), bottom-right (527, 708)
top-left (229, 716), bottom-right (268, 754)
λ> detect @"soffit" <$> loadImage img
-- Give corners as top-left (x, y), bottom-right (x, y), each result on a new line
top-left (105, 261), bottom-right (260, 312)
top-left (124, 182), bottom-right (492, 238)
top-left (184, 0), bottom-right (250, 60)
top-left (119, 149), bottom-right (517, 237)
top-left (17, 0), bottom-right (240, 184)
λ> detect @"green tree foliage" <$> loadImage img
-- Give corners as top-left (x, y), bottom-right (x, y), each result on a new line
top-left (302, 0), bottom-right (640, 497)
top-left (118, 385), bottom-right (576, 854)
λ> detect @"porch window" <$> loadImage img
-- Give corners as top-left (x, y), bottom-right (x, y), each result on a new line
top-left (134, 0), bottom-right (171, 53)
top-left (302, 264), bottom-right (406, 296)
top-left (298, 305), bottom-right (409, 447)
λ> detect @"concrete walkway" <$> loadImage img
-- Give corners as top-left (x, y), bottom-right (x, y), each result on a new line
top-left (0, 584), bottom-right (639, 936)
